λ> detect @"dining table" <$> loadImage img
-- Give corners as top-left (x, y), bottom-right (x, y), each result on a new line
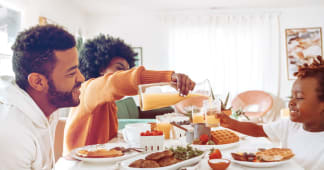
top-left (55, 127), bottom-right (304, 170)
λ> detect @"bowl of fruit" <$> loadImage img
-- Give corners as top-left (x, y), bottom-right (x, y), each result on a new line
top-left (208, 149), bottom-right (230, 170)
top-left (140, 130), bottom-right (164, 152)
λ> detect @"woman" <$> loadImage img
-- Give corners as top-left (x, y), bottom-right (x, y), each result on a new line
top-left (63, 34), bottom-right (195, 154)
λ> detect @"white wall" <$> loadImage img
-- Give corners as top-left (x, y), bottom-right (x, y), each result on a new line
top-left (279, 6), bottom-right (324, 100)
top-left (2, 0), bottom-right (86, 36)
top-left (3, 0), bottom-right (324, 101)
top-left (86, 14), bottom-right (169, 70)
top-left (86, 6), bottom-right (324, 103)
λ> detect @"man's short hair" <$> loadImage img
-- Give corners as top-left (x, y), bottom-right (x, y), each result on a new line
top-left (12, 24), bottom-right (76, 90)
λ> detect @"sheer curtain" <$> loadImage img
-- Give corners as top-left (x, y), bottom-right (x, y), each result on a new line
top-left (166, 13), bottom-right (280, 99)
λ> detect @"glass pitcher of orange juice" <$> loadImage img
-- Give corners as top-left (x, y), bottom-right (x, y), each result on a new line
top-left (138, 79), bottom-right (212, 111)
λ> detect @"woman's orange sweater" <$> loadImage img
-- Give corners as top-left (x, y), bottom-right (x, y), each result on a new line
top-left (63, 66), bottom-right (173, 154)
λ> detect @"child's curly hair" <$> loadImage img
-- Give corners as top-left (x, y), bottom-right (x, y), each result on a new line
top-left (79, 34), bottom-right (137, 80)
top-left (294, 56), bottom-right (324, 101)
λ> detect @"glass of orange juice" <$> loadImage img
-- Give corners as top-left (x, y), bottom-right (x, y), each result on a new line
top-left (203, 99), bottom-right (221, 127)
top-left (191, 105), bottom-right (205, 124)
top-left (156, 116), bottom-right (172, 139)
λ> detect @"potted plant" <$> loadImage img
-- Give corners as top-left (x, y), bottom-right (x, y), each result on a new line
top-left (220, 93), bottom-right (232, 116)
top-left (232, 109), bottom-right (250, 120)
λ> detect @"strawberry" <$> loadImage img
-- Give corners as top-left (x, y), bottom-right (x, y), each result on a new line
top-left (209, 149), bottom-right (222, 159)
top-left (200, 134), bottom-right (209, 143)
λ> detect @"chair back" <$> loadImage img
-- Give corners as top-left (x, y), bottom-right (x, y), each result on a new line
top-left (231, 90), bottom-right (273, 120)
top-left (116, 97), bottom-right (139, 119)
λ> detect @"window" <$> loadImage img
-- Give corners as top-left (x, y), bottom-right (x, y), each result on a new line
top-left (0, 4), bottom-right (21, 76)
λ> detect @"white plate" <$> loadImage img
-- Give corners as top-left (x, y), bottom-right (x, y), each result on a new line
top-left (120, 151), bottom-right (205, 170)
top-left (190, 141), bottom-right (240, 151)
top-left (72, 143), bottom-right (140, 163)
top-left (230, 159), bottom-right (291, 168)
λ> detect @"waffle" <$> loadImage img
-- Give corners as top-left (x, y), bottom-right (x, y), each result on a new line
top-left (210, 129), bottom-right (239, 144)
top-left (256, 148), bottom-right (294, 162)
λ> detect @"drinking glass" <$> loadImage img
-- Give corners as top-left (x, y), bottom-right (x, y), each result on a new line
top-left (203, 99), bottom-right (221, 127)
top-left (191, 105), bottom-right (205, 124)
top-left (156, 115), bottom-right (172, 139)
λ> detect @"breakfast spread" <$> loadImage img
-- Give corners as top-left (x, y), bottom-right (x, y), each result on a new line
top-left (210, 129), bottom-right (240, 144)
top-left (256, 148), bottom-right (294, 162)
top-left (76, 148), bottom-right (124, 158)
top-left (128, 146), bottom-right (203, 168)
top-left (193, 129), bottom-right (239, 145)
top-left (231, 148), bottom-right (294, 162)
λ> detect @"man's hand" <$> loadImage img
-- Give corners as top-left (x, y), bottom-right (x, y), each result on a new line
top-left (171, 73), bottom-right (195, 96)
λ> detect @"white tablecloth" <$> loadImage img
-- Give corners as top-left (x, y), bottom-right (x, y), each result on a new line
top-left (55, 133), bottom-right (304, 170)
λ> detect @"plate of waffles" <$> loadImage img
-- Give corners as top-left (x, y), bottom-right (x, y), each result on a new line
top-left (191, 129), bottom-right (240, 150)
top-left (72, 143), bottom-right (140, 163)
top-left (230, 148), bottom-right (294, 168)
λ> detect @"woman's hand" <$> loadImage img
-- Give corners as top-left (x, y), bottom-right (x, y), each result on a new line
top-left (171, 73), bottom-right (195, 96)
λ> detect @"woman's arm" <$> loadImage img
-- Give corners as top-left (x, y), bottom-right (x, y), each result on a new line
top-left (83, 66), bottom-right (173, 111)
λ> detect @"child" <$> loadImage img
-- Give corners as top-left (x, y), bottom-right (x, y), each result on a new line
top-left (217, 56), bottom-right (324, 170)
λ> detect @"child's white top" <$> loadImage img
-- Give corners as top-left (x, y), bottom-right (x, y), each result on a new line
top-left (263, 119), bottom-right (324, 170)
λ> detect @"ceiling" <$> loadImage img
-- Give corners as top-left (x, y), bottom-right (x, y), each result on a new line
top-left (71, 0), bottom-right (324, 15)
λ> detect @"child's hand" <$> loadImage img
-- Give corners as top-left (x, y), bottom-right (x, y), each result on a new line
top-left (216, 113), bottom-right (234, 128)
top-left (171, 73), bottom-right (195, 96)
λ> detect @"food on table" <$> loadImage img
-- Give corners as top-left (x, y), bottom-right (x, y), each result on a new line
top-left (208, 159), bottom-right (231, 170)
top-left (140, 130), bottom-right (163, 136)
top-left (129, 159), bottom-right (145, 168)
top-left (192, 134), bottom-right (214, 145)
top-left (256, 148), bottom-right (294, 162)
top-left (129, 159), bottom-right (160, 168)
top-left (231, 152), bottom-right (256, 162)
top-left (200, 134), bottom-right (209, 143)
top-left (129, 146), bottom-right (203, 168)
top-left (76, 148), bottom-right (123, 158)
top-left (231, 148), bottom-right (294, 162)
top-left (210, 129), bottom-right (239, 144)
top-left (145, 150), bottom-right (174, 160)
top-left (209, 149), bottom-right (222, 159)
top-left (158, 156), bottom-right (181, 167)
top-left (169, 145), bottom-right (204, 160)
top-left (192, 129), bottom-right (239, 145)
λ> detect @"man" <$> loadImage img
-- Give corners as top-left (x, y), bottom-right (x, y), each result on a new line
top-left (0, 25), bottom-right (84, 170)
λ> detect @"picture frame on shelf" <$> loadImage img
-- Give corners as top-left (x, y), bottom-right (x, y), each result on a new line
top-left (285, 27), bottom-right (323, 80)
top-left (132, 47), bottom-right (143, 66)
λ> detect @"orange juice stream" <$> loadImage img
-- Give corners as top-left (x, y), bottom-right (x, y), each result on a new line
top-left (141, 93), bottom-right (207, 111)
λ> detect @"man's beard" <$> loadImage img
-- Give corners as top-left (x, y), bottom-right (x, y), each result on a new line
top-left (47, 79), bottom-right (81, 108)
